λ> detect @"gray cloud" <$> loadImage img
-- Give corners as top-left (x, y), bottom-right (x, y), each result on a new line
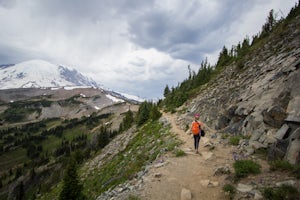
top-left (127, 0), bottom-right (255, 63)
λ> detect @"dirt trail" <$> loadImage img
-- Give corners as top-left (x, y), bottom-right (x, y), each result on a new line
top-left (139, 112), bottom-right (235, 200)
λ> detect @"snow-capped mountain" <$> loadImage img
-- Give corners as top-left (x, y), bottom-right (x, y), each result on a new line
top-left (0, 60), bottom-right (99, 89)
top-left (0, 59), bottom-right (144, 103)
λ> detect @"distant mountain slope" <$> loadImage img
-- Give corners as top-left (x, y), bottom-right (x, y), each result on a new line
top-left (0, 59), bottom-right (99, 89)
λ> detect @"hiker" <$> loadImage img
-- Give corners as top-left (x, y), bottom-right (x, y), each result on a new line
top-left (191, 114), bottom-right (202, 154)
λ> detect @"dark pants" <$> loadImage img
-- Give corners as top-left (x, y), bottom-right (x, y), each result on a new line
top-left (194, 134), bottom-right (201, 150)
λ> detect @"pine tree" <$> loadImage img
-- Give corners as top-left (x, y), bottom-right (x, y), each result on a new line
top-left (59, 158), bottom-right (85, 200)
top-left (119, 110), bottom-right (134, 132)
top-left (163, 85), bottom-right (170, 97)
top-left (149, 103), bottom-right (162, 121)
top-left (16, 181), bottom-right (24, 200)
top-left (136, 102), bottom-right (151, 126)
top-left (97, 126), bottom-right (110, 149)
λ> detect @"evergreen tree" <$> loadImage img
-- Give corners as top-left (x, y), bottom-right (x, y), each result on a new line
top-left (59, 158), bottom-right (85, 200)
top-left (163, 85), bottom-right (171, 98)
top-left (119, 110), bottom-right (134, 132)
top-left (136, 101), bottom-right (151, 126)
top-left (149, 103), bottom-right (162, 121)
top-left (97, 126), bottom-right (110, 149)
top-left (261, 9), bottom-right (277, 36)
top-left (16, 181), bottom-right (24, 200)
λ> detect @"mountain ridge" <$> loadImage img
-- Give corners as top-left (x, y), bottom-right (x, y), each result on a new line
top-left (0, 59), bottom-right (99, 89)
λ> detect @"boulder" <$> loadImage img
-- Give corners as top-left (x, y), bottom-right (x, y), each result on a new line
top-left (268, 139), bottom-right (289, 161)
top-left (250, 141), bottom-right (267, 150)
top-left (249, 122), bottom-right (266, 142)
top-left (216, 115), bottom-right (230, 129)
top-left (275, 124), bottom-right (290, 139)
top-left (285, 127), bottom-right (300, 164)
top-left (286, 97), bottom-right (300, 123)
top-left (262, 106), bottom-right (287, 128)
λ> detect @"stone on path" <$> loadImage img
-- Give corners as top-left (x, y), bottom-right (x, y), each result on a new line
top-left (237, 183), bottom-right (253, 193)
top-left (213, 165), bottom-right (231, 176)
top-left (181, 188), bottom-right (192, 200)
top-left (201, 151), bottom-right (214, 160)
top-left (276, 180), bottom-right (296, 187)
top-left (200, 180), bottom-right (219, 187)
top-left (200, 180), bottom-right (210, 187)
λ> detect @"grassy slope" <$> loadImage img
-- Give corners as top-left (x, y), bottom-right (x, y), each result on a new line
top-left (38, 120), bottom-right (181, 199)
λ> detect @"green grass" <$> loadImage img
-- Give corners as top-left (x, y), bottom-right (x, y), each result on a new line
top-left (223, 184), bottom-right (236, 200)
top-left (269, 160), bottom-right (294, 171)
top-left (269, 160), bottom-right (300, 179)
top-left (228, 135), bottom-right (250, 146)
top-left (174, 149), bottom-right (186, 157)
top-left (0, 148), bottom-right (28, 171)
top-left (127, 195), bottom-right (140, 200)
top-left (40, 135), bottom-right (63, 153)
top-left (229, 136), bottom-right (240, 146)
top-left (233, 159), bottom-right (261, 179)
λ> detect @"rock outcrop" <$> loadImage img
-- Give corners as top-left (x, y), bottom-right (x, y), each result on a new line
top-left (179, 16), bottom-right (300, 164)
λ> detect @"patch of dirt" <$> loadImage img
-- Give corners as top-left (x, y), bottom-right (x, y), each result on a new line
top-left (138, 112), bottom-right (235, 200)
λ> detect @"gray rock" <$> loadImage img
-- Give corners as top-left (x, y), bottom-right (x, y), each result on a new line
top-left (276, 180), bottom-right (296, 187)
top-left (286, 97), bottom-right (300, 123)
top-left (213, 165), bottom-right (231, 176)
top-left (250, 123), bottom-right (266, 142)
top-left (159, 117), bottom-right (171, 127)
top-left (253, 190), bottom-right (263, 199)
top-left (237, 183), bottom-right (253, 193)
top-left (250, 141), bottom-right (267, 150)
top-left (268, 139), bottom-right (289, 161)
top-left (285, 127), bottom-right (300, 164)
top-left (262, 106), bottom-right (287, 128)
top-left (263, 135), bottom-right (277, 146)
top-left (275, 124), bottom-right (290, 139)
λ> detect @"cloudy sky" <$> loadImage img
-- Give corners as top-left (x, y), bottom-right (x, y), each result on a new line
top-left (0, 0), bottom-right (297, 99)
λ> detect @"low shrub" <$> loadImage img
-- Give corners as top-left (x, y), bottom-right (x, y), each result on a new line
top-left (269, 160), bottom-right (300, 179)
top-left (269, 160), bottom-right (293, 171)
top-left (229, 136), bottom-right (240, 146)
top-left (292, 164), bottom-right (300, 179)
top-left (263, 184), bottom-right (299, 200)
top-left (233, 160), bottom-right (261, 179)
top-left (174, 149), bottom-right (186, 157)
top-left (223, 184), bottom-right (236, 200)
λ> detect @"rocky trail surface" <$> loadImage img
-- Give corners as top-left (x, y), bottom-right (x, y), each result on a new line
top-left (138, 112), bottom-right (236, 200)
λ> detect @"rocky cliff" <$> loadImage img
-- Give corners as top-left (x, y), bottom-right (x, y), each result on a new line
top-left (179, 15), bottom-right (300, 164)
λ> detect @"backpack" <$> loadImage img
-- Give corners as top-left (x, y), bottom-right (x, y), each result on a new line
top-left (191, 121), bottom-right (201, 135)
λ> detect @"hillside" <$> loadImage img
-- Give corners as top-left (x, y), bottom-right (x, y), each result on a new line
top-left (91, 4), bottom-right (300, 200)
top-left (1, 4), bottom-right (300, 200)
top-left (0, 86), bottom-right (141, 199)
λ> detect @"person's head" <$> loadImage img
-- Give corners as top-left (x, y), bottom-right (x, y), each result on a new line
top-left (194, 114), bottom-right (200, 120)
